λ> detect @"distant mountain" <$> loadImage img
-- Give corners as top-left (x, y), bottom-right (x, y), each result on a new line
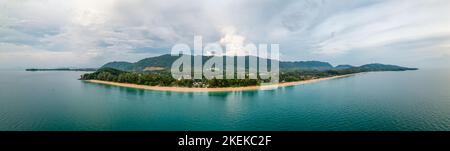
top-left (335, 65), bottom-right (355, 70)
top-left (133, 54), bottom-right (181, 71)
top-left (280, 61), bottom-right (333, 71)
top-left (100, 54), bottom-right (417, 72)
top-left (357, 63), bottom-right (418, 71)
top-left (26, 68), bottom-right (98, 72)
top-left (102, 61), bottom-right (134, 71)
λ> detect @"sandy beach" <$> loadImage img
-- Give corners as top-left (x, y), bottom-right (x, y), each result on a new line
top-left (84, 74), bottom-right (354, 92)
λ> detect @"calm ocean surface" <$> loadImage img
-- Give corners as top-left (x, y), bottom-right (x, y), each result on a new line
top-left (1, 69), bottom-right (450, 131)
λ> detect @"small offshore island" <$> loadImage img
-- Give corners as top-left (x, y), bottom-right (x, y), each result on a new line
top-left (79, 54), bottom-right (417, 92)
top-left (26, 68), bottom-right (97, 72)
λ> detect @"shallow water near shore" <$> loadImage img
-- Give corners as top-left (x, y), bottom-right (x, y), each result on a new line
top-left (84, 74), bottom-right (353, 93)
top-left (1, 69), bottom-right (450, 130)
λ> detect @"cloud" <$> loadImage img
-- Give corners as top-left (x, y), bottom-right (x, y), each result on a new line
top-left (218, 26), bottom-right (248, 56)
top-left (310, 0), bottom-right (450, 55)
top-left (0, 0), bottom-right (449, 68)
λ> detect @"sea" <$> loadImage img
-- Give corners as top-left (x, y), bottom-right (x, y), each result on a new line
top-left (1, 69), bottom-right (449, 131)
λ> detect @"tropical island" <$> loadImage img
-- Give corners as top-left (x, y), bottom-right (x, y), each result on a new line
top-left (79, 54), bottom-right (417, 92)
top-left (26, 68), bottom-right (98, 72)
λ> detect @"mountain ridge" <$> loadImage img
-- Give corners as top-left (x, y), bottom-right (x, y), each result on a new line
top-left (101, 54), bottom-right (418, 72)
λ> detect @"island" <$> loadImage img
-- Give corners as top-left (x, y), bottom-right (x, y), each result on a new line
top-left (79, 54), bottom-right (418, 92)
top-left (26, 68), bottom-right (98, 72)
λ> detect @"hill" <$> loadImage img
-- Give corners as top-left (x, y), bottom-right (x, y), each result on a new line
top-left (358, 63), bottom-right (418, 71)
top-left (100, 54), bottom-right (417, 72)
top-left (334, 65), bottom-right (354, 70)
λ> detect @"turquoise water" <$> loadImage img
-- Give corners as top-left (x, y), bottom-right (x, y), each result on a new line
top-left (1, 69), bottom-right (450, 131)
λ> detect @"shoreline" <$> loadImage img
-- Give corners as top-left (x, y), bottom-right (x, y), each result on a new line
top-left (84, 74), bottom-right (355, 92)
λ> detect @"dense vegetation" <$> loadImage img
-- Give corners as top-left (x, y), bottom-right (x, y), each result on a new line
top-left (80, 66), bottom-right (415, 88)
top-left (101, 54), bottom-right (340, 72)
top-left (80, 54), bottom-right (418, 88)
top-left (80, 68), bottom-right (264, 88)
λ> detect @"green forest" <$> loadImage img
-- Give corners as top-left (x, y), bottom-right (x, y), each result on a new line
top-left (79, 54), bottom-right (417, 88)
top-left (80, 67), bottom-right (366, 88)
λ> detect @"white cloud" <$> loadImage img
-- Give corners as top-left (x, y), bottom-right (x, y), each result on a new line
top-left (0, 42), bottom-right (87, 68)
top-left (310, 0), bottom-right (450, 55)
top-left (218, 26), bottom-right (249, 56)
top-left (0, 0), bottom-right (450, 68)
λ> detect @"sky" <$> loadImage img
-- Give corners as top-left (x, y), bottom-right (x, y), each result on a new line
top-left (0, 0), bottom-right (449, 69)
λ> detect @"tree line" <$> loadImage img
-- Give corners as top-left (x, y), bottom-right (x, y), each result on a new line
top-left (80, 67), bottom-right (360, 88)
